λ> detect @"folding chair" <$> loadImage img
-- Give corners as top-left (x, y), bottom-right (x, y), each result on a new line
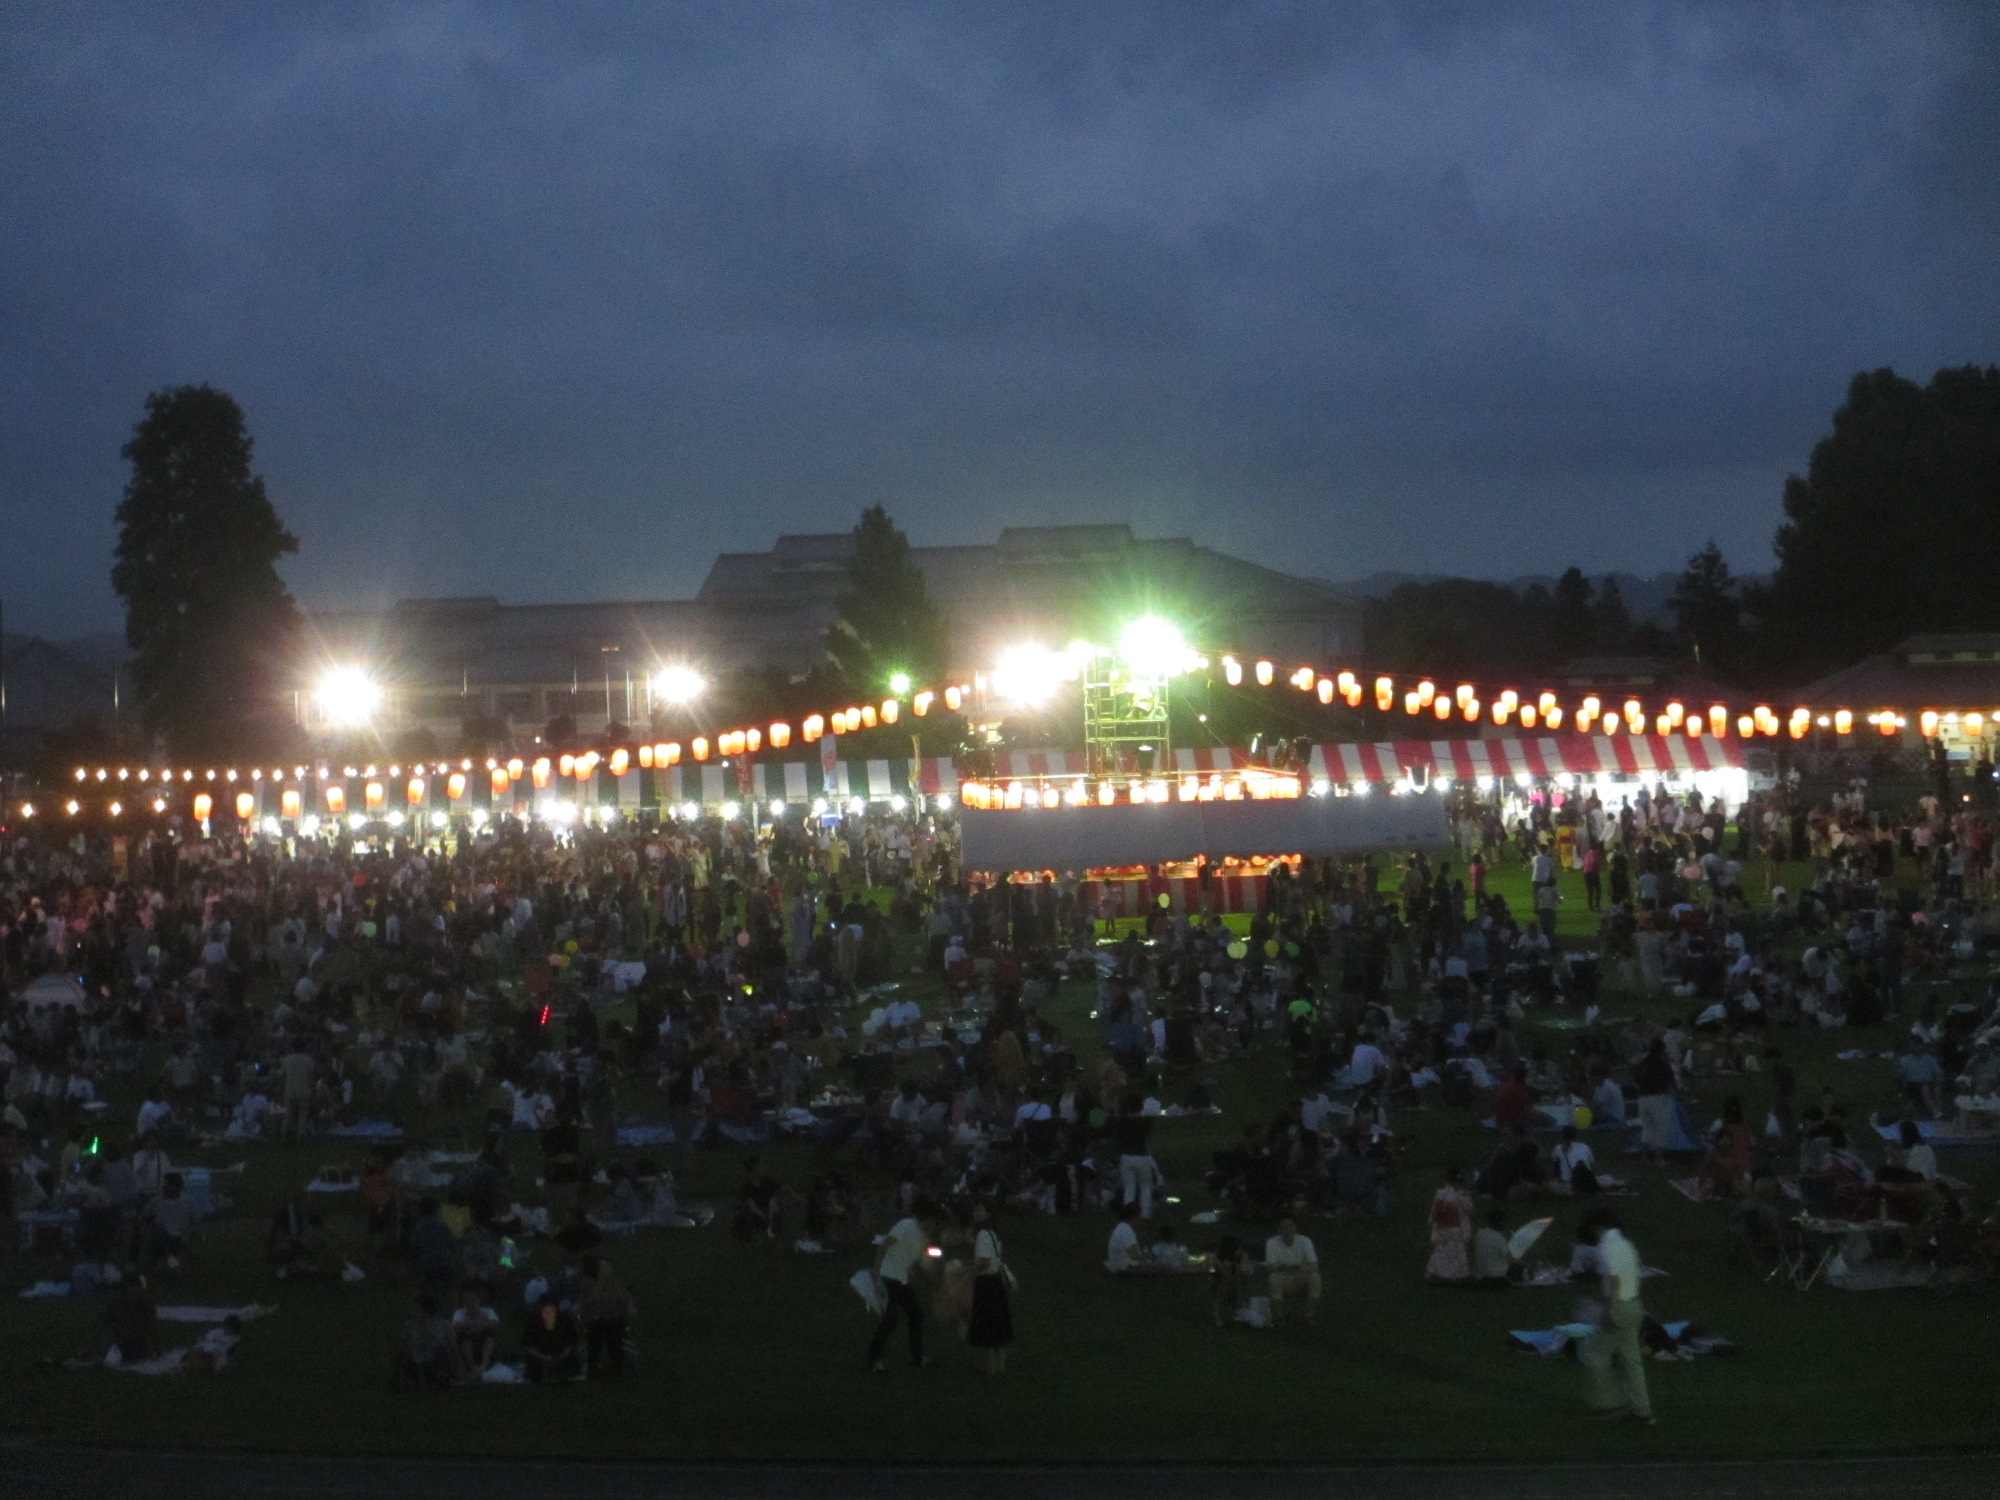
top-left (1734, 1204), bottom-right (1791, 1283)
top-left (1791, 1216), bottom-right (1840, 1291)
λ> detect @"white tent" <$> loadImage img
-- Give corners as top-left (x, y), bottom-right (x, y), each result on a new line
top-left (958, 790), bottom-right (1450, 872)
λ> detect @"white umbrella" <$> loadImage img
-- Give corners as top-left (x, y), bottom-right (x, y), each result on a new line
top-left (1509, 1217), bottom-right (1555, 1259)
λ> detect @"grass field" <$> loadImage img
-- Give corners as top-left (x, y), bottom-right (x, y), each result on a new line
top-left (5, 853), bottom-right (1999, 1463)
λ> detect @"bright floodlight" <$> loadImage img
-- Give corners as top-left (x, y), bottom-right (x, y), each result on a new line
top-left (889, 671), bottom-right (913, 696)
top-left (316, 666), bottom-right (382, 728)
top-left (1118, 617), bottom-right (1191, 681)
top-left (992, 643), bottom-right (1068, 707)
top-left (653, 665), bottom-right (706, 705)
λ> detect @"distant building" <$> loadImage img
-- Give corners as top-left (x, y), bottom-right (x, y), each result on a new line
top-left (306, 524), bottom-right (1362, 740)
top-left (1796, 633), bottom-right (2000, 707)
top-left (1796, 633), bottom-right (2000, 756)
top-left (0, 634), bottom-right (126, 761)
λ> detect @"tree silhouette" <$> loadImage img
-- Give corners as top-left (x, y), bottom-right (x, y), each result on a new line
top-left (112, 385), bottom-right (300, 756)
top-left (1766, 365), bottom-right (2000, 674)
top-left (1670, 540), bottom-right (1745, 674)
top-left (825, 506), bottom-right (947, 692)
top-left (1552, 567), bottom-right (1595, 662)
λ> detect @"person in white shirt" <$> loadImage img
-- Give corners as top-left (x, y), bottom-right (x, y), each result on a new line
top-left (1578, 1213), bottom-right (1652, 1422)
top-left (1105, 1204), bottom-right (1142, 1273)
top-left (1348, 1036), bottom-right (1389, 1091)
top-left (1013, 1095), bottom-right (1053, 1130)
top-left (867, 1207), bottom-right (936, 1371)
top-left (1590, 1072), bottom-right (1627, 1126)
top-left (131, 1140), bottom-right (172, 1199)
top-left (1551, 1125), bottom-right (1598, 1193)
top-left (1263, 1216), bottom-right (1320, 1327)
top-left (135, 1097), bottom-right (173, 1140)
top-left (452, 1288), bottom-right (501, 1375)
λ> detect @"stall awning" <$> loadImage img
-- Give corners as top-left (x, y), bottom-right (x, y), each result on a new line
top-left (1309, 733), bottom-right (1745, 785)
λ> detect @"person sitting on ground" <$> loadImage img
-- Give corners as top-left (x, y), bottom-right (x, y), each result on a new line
top-left (1701, 1096), bottom-right (1757, 1199)
top-left (1492, 1064), bottom-right (1535, 1135)
top-left (1892, 1118), bottom-right (1938, 1183)
top-left (1263, 1215), bottom-right (1320, 1328)
top-left (1209, 1235), bottom-right (1251, 1327)
top-left (731, 1156), bottom-right (784, 1242)
top-left (1897, 1040), bottom-right (1945, 1120)
top-left (1590, 1069), bottom-right (1628, 1127)
top-left (101, 1272), bottom-right (157, 1367)
top-left (394, 1292), bottom-right (460, 1389)
top-left (138, 1171), bottom-right (195, 1269)
top-left (521, 1293), bottom-right (583, 1383)
top-left (131, 1136), bottom-right (172, 1201)
top-left (1149, 1222), bottom-right (1191, 1270)
top-left (266, 1193), bottom-right (322, 1279)
top-left (409, 1196), bottom-right (460, 1286)
top-left (1477, 1131), bottom-right (1544, 1200)
top-left (1426, 1166), bottom-right (1474, 1282)
top-left (452, 1286), bottom-right (501, 1375)
top-left (555, 1203), bottom-right (605, 1261)
top-left (1551, 1125), bottom-right (1599, 1195)
top-left (1472, 1206), bottom-right (1517, 1288)
top-left (1105, 1201), bottom-right (1143, 1273)
top-left (182, 1313), bottom-right (244, 1374)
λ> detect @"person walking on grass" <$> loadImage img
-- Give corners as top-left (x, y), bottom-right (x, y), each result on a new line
top-left (867, 1201), bottom-right (936, 1372)
top-left (1576, 1211), bottom-right (1653, 1424)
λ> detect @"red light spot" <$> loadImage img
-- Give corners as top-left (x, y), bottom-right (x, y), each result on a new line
top-left (538, 1006), bottom-right (551, 1027)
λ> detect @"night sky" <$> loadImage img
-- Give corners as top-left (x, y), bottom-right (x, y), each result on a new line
top-left (4, 2), bottom-right (1996, 636)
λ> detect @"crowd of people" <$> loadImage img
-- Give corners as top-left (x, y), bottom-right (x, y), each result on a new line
top-left (4, 760), bottom-right (2000, 1403)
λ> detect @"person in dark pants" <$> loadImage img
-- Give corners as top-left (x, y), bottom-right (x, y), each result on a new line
top-left (867, 1204), bottom-right (936, 1372)
top-left (966, 1200), bottom-right (1014, 1376)
top-left (579, 1254), bottom-right (635, 1377)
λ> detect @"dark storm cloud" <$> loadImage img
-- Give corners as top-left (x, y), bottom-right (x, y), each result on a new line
top-left (2, 1), bottom-right (1996, 634)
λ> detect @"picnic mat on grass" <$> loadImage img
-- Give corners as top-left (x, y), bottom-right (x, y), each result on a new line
top-left (156, 1304), bottom-right (275, 1323)
top-left (1510, 1319), bottom-right (1733, 1357)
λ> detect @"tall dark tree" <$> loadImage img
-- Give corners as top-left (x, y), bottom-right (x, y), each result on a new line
top-left (826, 506), bottom-right (947, 691)
top-left (1670, 540), bottom-right (1745, 674)
top-left (1590, 575), bottom-right (1632, 652)
top-left (1363, 578), bottom-right (1563, 681)
top-left (112, 386), bottom-right (301, 756)
top-left (1765, 365), bottom-right (2000, 674)
top-left (1551, 566), bottom-right (1595, 661)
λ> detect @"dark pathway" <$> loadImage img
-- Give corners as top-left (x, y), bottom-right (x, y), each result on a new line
top-left (3, 1444), bottom-right (1995, 1500)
